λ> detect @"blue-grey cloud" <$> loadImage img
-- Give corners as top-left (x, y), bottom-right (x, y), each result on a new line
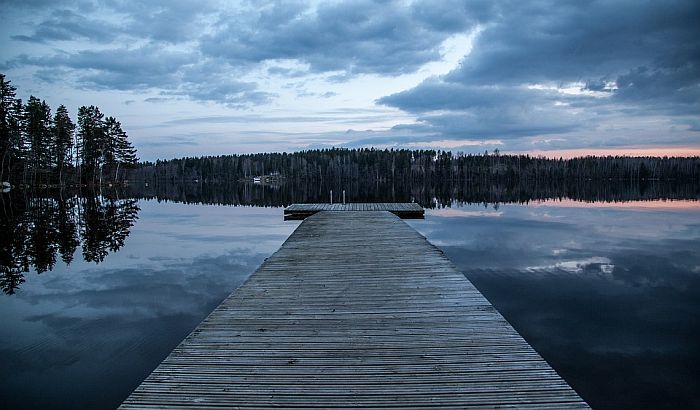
top-left (2, 0), bottom-right (699, 150)
top-left (10, 9), bottom-right (118, 44)
top-left (446, 1), bottom-right (700, 87)
top-left (378, 0), bottom-right (700, 148)
top-left (378, 80), bottom-right (583, 140)
top-left (108, 0), bottom-right (218, 44)
top-left (7, 0), bottom-right (217, 45)
top-left (199, 0), bottom-right (482, 76)
top-left (10, 46), bottom-right (192, 90)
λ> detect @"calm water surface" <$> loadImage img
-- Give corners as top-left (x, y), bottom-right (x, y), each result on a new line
top-left (0, 200), bottom-right (299, 409)
top-left (409, 200), bottom-right (700, 409)
top-left (1, 197), bottom-right (699, 409)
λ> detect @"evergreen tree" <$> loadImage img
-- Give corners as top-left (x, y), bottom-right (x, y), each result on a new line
top-left (23, 96), bottom-right (54, 184)
top-left (77, 105), bottom-right (106, 184)
top-left (52, 105), bottom-right (75, 184)
top-left (105, 117), bottom-right (137, 181)
top-left (7, 99), bottom-right (24, 182)
top-left (0, 74), bottom-right (17, 182)
top-left (0, 73), bottom-right (139, 186)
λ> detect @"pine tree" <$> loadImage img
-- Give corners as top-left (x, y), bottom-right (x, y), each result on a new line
top-left (23, 97), bottom-right (54, 184)
top-left (0, 74), bottom-right (17, 183)
top-left (77, 105), bottom-right (106, 184)
top-left (52, 105), bottom-right (75, 184)
top-left (7, 99), bottom-right (24, 182)
top-left (112, 119), bottom-right (138, 181)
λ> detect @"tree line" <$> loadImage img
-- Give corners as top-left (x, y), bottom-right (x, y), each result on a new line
top-left (129, 148), bottom-right (700, 183)
top-left (0, 73), bottom-right (138, 187)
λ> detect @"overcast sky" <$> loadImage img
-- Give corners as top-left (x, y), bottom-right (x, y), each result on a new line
top-left (1, 0), bottom-right (698, 160)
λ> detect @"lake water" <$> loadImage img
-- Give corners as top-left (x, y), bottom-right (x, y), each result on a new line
top-left (1, 193), bottom-right (699, 409)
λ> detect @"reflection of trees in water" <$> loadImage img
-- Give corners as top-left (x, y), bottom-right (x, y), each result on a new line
top-left (126, 178), bottom-right (700, 208)
top-left (2, 178), bottom-right (697, 294)
top-left (0, 192), bottom-right (139, 295)
top-left (81, 196), bottom-right (139, 263)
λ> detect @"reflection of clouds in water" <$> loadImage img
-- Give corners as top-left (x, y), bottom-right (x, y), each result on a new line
top-left (0, 248), bottom-right (270, 409)
top-left (22, 249), bottom-right (265, 318)
top-left (427, 208), bottom-right (503, 218)
top-left (0, 202), bottom-right (296, 410)
top-left (414, 201), bottom-right (700, 408)
top-left (525, 256), bottom-right (615, 276)
top-left (529, 211), bottom-right (564, 219)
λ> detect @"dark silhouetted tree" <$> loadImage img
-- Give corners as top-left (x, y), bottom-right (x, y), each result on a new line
top-left (105, 116), bottom-right (137, 182)
top-left (52, 105), bottom-right (75, 184)
top-left (77, 105), bottom-right (106, 184)
top-left (24, 97), bottom-right (54, 184)
top-left (0, 74), bottom-right (17, 183)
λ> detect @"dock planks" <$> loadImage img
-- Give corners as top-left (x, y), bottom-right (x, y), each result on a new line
top-left (121, 210), bottom-right (588, 408)
top-left (284, 202), bottom-right (424, 220)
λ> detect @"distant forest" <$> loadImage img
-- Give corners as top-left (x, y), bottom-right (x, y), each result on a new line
top-left (130, 148), bottom-right (700, 183)
top-left (0, 74), bottom-right (138, 187)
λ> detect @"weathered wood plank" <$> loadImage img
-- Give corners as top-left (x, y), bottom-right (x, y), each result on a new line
top-left (121, 211), bottom-right (587, 408)
top-left (284, 203), bottom-right (424, 220)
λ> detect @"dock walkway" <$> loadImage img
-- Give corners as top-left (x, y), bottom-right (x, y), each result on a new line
top-left (284, 202), bottom-right (424, 219)
top-left (122, 207), bottom-right (588, 408)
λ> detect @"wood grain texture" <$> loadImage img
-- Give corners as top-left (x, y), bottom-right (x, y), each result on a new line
top-left (121, 211), bottom-right (588, 408)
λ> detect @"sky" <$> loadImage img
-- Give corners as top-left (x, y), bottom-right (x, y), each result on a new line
top-left (1, 0), bottom-right (699, 161)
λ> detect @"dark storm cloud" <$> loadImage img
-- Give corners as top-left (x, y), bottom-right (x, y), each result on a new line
top-left (380, 0), bottom-right (700, 146)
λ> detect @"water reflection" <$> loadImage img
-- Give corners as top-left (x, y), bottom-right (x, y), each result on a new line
top-left (1, 193), bottom-right (139, 295)
top-left (408, 203), bottom-right (700, 409)
top-left (0, 201), bottom-right (298, 410)
top-left (1, 183), bottom-right (699, 409)
top-left (2, 181), bottom-right (698, 295)
top-left (125, 178), bottom-right (700, 207)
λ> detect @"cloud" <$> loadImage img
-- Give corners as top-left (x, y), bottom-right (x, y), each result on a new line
top-left (11, 45), bottom-right (193, 90)
top-left (108, 0), bottom-right (219, 44)
top-left (379, 80), bottom-right (583, 140)
top-left (9, 45), bottom-right (274, 107)
top-left (165, 81), bottom-right (274, 107)
top-left (445, 1), bottom-right (700, 87)
top-left (7, 0), bottom-right (218, 45)
top-left (2, 0), bottom-right (698, 153)
top-left (199, 0), bottom-right (481, 76)
top-left (10, 9), bottom-right (119, 43)
top-left (379, 0), bottom-right (700, 149)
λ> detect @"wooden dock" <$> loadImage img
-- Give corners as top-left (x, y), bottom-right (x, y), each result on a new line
top-left (122, 208), bottom-right (588, 408)
top-left (284, 202), bottom-right (424, 220)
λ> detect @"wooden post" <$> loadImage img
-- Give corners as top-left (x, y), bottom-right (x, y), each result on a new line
top-left (330, 190), bottom-right (333, 204)
top-left (342, 190), bottom-right (345, 204)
